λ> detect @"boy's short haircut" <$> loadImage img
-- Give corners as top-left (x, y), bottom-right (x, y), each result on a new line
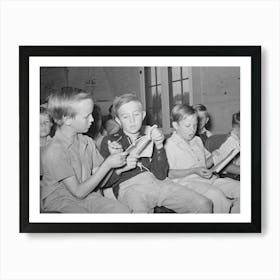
top-left (232, 112), bottom-right (240, 127)
top-left (47, 87), bottom-right (93, 126)
top-left (193, 104), bottom-right (210, 117)
top-left (171, 104), bottom-right (196, 123)
top-left (113, 93), bottom-right (143, 117)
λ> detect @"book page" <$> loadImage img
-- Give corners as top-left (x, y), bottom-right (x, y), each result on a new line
top-left (125, 135), bottom-right (154, 158)
top-left (211, 148), bottom-right (240, 173)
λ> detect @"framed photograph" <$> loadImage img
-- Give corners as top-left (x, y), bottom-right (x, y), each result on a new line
top-left (20, 46), bottom-right (261, 233)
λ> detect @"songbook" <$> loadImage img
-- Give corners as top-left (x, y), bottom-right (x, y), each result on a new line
top-left (211, 148), bottom-right (240, 173)
top-left (125, 135), bottom-right (153, 158)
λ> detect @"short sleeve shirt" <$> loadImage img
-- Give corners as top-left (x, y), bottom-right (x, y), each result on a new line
top-left (41, 130), bottom-right (104, 199)
top-left (165, 133), bottom-right (211, 175)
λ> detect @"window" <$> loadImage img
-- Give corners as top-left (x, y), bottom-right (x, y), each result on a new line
top-left (144, 67), bottom-right (162, 127)
top-left (143, 67), bottom-right (193, 132)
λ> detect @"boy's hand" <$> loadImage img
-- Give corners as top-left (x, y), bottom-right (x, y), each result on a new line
top-left (105, 152), bottom-right (127, 169)
top-left (150, 126), bottom-right (164, 149)
top-left (108, 140), bottom-right (123, 154)
top-left (116, 154), bottom-right (139, 174)
top-left (195, 167), bottom-right (213, 179)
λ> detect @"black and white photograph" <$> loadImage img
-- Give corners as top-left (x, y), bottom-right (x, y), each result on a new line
top-left (3, 1), bottom-right (280, 279)
top-left (20, 46), bottom-right (261, 233)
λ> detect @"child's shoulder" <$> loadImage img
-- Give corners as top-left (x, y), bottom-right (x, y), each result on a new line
top-left (41, 139), bottom-right (65, 161)
top-left (192, 135), bottom-right (204, 146)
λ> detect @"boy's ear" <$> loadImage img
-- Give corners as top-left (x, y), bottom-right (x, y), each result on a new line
top-left (63, 116), bottom-right (72, 126)
top-left (142, 111), bottom-right (146, 120)
top-left (172, 121), bottom-right (179, 130)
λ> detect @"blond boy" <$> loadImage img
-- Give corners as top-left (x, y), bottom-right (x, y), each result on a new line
top-left (41, 87), bottom-right (130, 213)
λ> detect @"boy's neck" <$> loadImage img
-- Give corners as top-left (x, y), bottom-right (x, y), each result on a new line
top-left (59, 125), bottom-right (78, 141)
top-left (123, 130), bottom-right (140, 143)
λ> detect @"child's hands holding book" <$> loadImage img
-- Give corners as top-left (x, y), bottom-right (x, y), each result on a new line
top-left (108, 138), bottom-right (123, 154)
top-left (115, 154), bottom-right (139, 175)
top-left (105, 152), bottom-right (128, 169)
top-left (195, 167), bottom-right (213, 179)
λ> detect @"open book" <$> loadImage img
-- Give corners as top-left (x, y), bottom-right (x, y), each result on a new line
top-left (211, 148), bottom-right (240, 173)
top-left (125, 135), bottom-right (154, 158)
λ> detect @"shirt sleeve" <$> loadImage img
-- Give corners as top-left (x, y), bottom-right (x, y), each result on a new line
top-left (89, 138), bottom-right (104, 173)
top-left (100, 136), bottom-right (110, 159)
top-left (42, 145), bottom-right (74, 183)
top-left (150, 146), bottom-right (169, 180)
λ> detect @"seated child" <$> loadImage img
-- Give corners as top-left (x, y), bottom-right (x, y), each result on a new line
top-left (104, 104), bottom-right (121, 135)
top-left (164, 104), bottom-right (240, 213)
top-left (40, 105), bottom-right (53, 178)
top-left (100, 93), bottom-right (213, 213)
top-left (86, 104), bottom-right (107, 151)
top-left (212, 112), bottom-right (240, 179)
top-left (40, 87), bottom-right (131, 213)
top-left (193, 104), bottom-right (212, 145)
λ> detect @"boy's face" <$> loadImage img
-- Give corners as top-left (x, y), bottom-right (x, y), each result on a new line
top-left (69, 99), bottom-right (94, 133)
top-left (40, 114), bottom-right (52, 137)
top-left (115, 101), bottom-right (146, 135)
top-left (197, 111), bottom-right (209, 130)
top-left (173, 114), bottom-right (197, 142)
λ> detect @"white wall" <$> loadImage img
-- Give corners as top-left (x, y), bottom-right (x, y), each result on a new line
top-left (1, 1), bottom-right (279, 280)
top-left (192, 67), bottom-right (240, 134)
top-left (40, 67), bottom-right (141, 114)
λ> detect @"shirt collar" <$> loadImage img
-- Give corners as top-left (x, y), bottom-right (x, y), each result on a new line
top-left (54, 129), bottom-right (88, 150)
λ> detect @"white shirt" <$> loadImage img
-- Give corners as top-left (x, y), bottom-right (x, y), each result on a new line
top-left (165, 132), bottom-right (211, 179)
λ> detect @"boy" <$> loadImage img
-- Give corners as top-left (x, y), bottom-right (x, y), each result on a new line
top-left (100, 93), bottom-right (212, 213)
top-left (165, 104), bottom-right (240, 213)
top-left (213, 112), bottom-right (240, 178)
top-left (41, 87), bottom-right (131, 213)
top-left (193, 104), bottom-right (212, 145)
top-left (40, 105), bottom-right (53, 178)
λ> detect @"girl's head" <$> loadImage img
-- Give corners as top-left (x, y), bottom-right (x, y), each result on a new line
top-left (193, 104), bottom-right (210, 131)
top-left (40, 106), bottom-right (53, 138)
top-left (171, 104), bottom-right (197, 141)
top-left (232, 111), bottom-right (240, 139)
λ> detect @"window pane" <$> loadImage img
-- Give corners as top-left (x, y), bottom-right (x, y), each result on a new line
top-left (172, 81), bottom-right (182, 105)
top-left (183, 79), bottom-right (190, 105)
top-left (182, 67), bottom-right (189, 79)
top-left (171, 67), bottom-right (181, 81)
top-left (145, 86), bottom-right (162, 127)
top-left (156, 67), bottom-right (161, 85)
top-left (150, 67), bottom-right (156, 85)
top-left (156, 85), bottom-right (162, 127)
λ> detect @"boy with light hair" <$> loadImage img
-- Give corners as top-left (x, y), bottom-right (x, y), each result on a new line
top-left (40, 87), bottom-right (131, 213)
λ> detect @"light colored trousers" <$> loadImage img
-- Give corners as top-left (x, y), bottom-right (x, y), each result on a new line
top-left (174, 175), bottom-right (240, 213)
top-left (42, 185), bottom-right (131, 213)
top-left (105, 172), bottom-right (213, 213)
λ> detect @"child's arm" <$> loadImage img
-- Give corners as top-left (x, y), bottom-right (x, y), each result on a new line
top-left (62, 152), bottom-right (127, 199)
top-left (168, 167), bottom-right (213, 180)
top-left (150, 127), bottom-right (169, 180)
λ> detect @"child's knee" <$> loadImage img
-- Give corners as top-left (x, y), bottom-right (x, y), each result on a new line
top-left (197, 196), bottom-right (213, 213)
top-left (113, 203), bottom-right (132, 213)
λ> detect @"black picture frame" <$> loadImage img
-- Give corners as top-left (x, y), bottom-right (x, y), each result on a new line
top-left (20, 46), bottom-right (261, 233)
